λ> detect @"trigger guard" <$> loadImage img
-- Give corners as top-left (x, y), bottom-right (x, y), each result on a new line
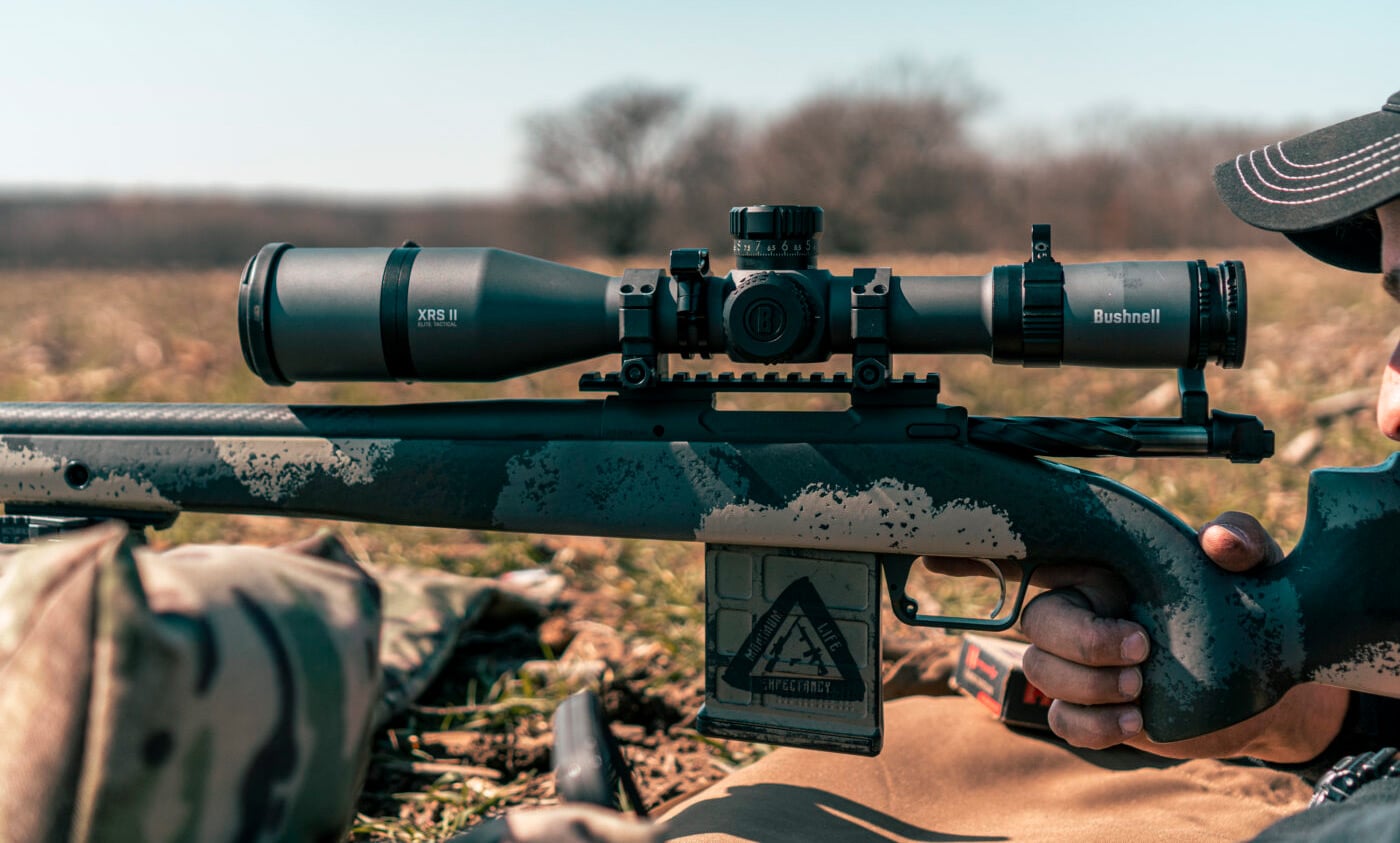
top-left (880, 554), bottom-right (1037, 632)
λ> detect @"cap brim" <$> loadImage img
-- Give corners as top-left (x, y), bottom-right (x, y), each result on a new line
top-left (1215, 107), bottom-right (1400, 273)
top-left (1283, 218), bottom-right (1383, 274)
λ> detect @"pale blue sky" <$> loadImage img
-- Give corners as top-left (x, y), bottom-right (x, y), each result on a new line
top-left (1, 0), bottom-right (1395, 198)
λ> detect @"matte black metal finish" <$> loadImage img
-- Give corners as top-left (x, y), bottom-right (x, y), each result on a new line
top-left (0, 398), bottom-right (1269, 457)
top-left (552, 690), bottom-right (647, 815)
top-left (379, 246), bottom-right (422, 380)
top-left (238, 242), bottom-right (295, 386)
top-left (730, 204), bottom-right (823, 271)
top-left (240, 246), bottom-right (625, 384)
top-left (239, 243), bottom-right (1248, 384)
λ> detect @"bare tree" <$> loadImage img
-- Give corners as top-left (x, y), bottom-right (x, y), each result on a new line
top-left (654, 110), bottom-right (747, 249)
top-left (523, 85), bottom-right (689, 256)
top-left (1010, 116), bottom-right (1296, 250)
top-left (741, 72), bottom-right (994, 253)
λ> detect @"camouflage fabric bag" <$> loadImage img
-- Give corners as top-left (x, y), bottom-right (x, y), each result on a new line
top-left (373, 563), bottom-right (536, 727)
top-left (0, 524), bottom-right (382, 843)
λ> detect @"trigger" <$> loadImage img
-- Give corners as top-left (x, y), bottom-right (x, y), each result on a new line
top-left (971, 558), bottom-right (1009, 619)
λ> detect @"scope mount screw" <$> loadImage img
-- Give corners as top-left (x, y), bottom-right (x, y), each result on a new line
top-left (853, 359), bottom-right (887, 390)
top-left (620, 359), bottom-right (653, 389)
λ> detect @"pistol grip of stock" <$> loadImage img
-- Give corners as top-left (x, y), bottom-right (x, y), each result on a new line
top-left (1063, 455), bottom-right (1400, 743)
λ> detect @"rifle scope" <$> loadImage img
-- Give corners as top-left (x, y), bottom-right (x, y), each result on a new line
top-left (239, 205), bottom-right (1246, 385)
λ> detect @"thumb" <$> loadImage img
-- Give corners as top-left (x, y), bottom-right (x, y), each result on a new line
top-left (1198, 511), bottom-right (1282, 573)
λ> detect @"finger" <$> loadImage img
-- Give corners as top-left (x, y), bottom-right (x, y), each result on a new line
top-left (1025, 564), bottom-right (1132, 604)
top-left (1021, 588), bottom-right (1149, 667)
top-left (1046, 700), bottom-right (1143, 749)
top-left (920, 556), bottom-right (1022, 580)
top-left (1023, 646), bottom-right (1142, 705)
top-left (920, 557), bottom-right (1128, 597)
top-left (1198, 512), bottom-right (1282, 572)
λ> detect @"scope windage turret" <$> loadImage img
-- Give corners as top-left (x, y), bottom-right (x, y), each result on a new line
top-left (238, 205), bottom-right (1246, 386)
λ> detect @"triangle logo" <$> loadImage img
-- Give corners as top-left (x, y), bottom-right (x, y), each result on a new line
top-left (721, 576), bottom-right (865, 702)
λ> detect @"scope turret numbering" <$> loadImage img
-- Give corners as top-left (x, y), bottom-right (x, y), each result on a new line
top-left (730, 205), bottom-right (823, 271)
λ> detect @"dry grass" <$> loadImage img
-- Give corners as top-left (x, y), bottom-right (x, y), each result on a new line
top-left (1, 246), bottom-right (1395, 836)
top-left (5, 246), bottom-right (1388, 542)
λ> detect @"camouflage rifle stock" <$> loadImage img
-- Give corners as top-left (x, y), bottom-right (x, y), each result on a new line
top-left (2, 205), bottom-right (1399, 755)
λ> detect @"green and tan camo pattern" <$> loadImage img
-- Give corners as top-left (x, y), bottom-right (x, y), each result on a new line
top-left (4, 401), bottom-right (1400, 741)
top-left (0, 524), bottom-right (382, 843)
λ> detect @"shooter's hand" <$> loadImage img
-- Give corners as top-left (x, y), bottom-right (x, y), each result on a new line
top-left (923, 512), bottom-right (1350, 762)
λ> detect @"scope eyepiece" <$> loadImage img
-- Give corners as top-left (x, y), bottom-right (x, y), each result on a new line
top-left (1207, 260), bottom-right (1246, 369)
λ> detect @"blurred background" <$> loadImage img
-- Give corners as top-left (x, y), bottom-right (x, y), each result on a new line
top-left (3, 0), bottom-right (1396, 265)
top-left (6, 4), bottom-right (1400, 833)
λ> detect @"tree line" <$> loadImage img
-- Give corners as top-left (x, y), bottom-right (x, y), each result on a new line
top-left (0, 81), bottom-right (1296, 268)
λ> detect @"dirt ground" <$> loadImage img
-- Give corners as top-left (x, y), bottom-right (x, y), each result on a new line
top-left (8, 252), bottom-right (1395, 839)
top-left (351, 569), bottom-right (962, 837)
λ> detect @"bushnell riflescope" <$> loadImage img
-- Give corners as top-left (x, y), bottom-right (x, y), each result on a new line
top-left (239, 204), bottom-right (1245, 387)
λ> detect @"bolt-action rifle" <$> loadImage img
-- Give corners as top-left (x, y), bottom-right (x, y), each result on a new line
top-left (2, 205), bottom-right (1398, 755)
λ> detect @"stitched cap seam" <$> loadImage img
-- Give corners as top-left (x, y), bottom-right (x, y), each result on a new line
top-left (1263, 137), bottom-right (1400, 179)
top-left (1274, 131), bottom-right (1400, 168)
top-left (1247, 147), bottom-right (1400, 194)
top-left (1234, 154), bottom-right (1400, 206)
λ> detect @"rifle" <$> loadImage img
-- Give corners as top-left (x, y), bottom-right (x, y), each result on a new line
top-left (2, 205), bottom-right (1396, 755)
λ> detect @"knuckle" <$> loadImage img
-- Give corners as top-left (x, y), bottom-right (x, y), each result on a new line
top-left (1080, 619), bottom-right (1127, 665)
top-left (1047, 672), bottom-right (1120, 706)
top-left (1018, 599), bottom-right (1048, 641)
top-left (1021, 590), bottom-right (1081, 640)
top-left (1021, 594), bottom-right (1134, 668)
top-left (1021, 645), bottom-right (1055, 688)
top-left (1048, 702), bottom-right (1122, 750)
top-left (1022, 648), bottom-right (1123, 705)
top-left (1066, 731), bottom-right (1119, 750)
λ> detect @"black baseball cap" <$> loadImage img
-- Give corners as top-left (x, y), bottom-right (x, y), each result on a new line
top-left (1214, 89), bottom-right (1400, 273)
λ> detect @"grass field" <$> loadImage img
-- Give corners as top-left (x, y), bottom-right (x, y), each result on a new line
top-left (4, 246), bottom-right (1393, 539)
top-left (1, 245), bottom-right (1395, 837)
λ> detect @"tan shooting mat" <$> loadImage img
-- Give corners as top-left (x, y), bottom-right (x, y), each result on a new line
top-left (659, 696), bottom-right (1312, 842)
